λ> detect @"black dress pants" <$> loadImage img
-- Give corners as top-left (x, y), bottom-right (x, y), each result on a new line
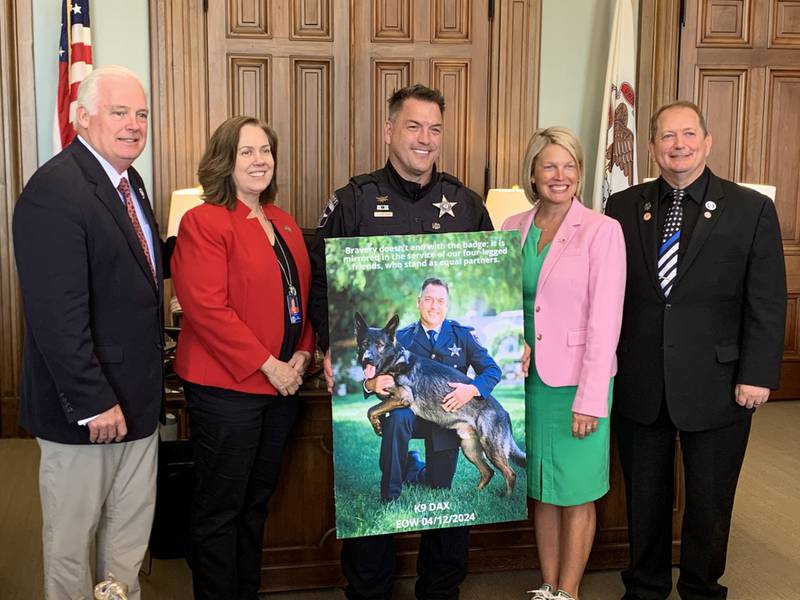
top-left (184, 381), bottom-right (299, 600)
top-left (379, 407), bottom-right (459, 501)
top-left (341, 526), bottom-right (470, 600)
top-left (615, 403), bottom-right (751, 600)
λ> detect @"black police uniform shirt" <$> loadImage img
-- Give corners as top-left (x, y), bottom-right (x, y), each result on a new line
top-left (309, 160), bottom-right (494, 350)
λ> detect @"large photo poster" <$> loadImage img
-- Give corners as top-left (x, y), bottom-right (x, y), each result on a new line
top-left (326, 231), bottom-right (527, 538)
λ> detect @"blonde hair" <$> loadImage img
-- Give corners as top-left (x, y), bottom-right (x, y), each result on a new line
top-left (521, 126), bottom-right (585, 203)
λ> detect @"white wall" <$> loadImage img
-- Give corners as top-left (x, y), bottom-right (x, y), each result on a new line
top-left (538, 0), bottom-right (639, 204)
top-left (32, 0), bottom-right (153, 196)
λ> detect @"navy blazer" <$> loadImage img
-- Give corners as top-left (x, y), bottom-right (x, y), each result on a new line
top-left (13, 140), bottom-right (164, 443)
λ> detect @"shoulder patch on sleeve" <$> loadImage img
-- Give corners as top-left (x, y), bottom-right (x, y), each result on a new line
top-left (317, 193), bottom-right (340, 228)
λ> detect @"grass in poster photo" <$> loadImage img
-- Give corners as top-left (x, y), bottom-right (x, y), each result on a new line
top-left (332, 387), bottom-right (527, 538)
top-left (325, 231), bottom-right (527, 538)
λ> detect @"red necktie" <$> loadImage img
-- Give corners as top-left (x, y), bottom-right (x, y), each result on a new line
top-left (118, 177), bottom-right (156, 283)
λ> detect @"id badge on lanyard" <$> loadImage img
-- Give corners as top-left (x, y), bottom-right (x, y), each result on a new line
top-left (287, 285), bottom-right (302, 324)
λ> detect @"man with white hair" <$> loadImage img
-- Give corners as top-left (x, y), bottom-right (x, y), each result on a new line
top-left (13, 65), bottom-right (163, 599)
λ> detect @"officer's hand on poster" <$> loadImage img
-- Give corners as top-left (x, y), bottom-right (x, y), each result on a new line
top-left (442, 382), bottom-right (479, 412)
top-left (324, 349), bottom-right (334, 392)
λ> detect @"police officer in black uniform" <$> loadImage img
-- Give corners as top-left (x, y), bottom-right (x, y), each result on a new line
top-left (309, 84), bottom-right (493, 600)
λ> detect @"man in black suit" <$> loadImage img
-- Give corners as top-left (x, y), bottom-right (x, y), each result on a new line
top-left (605, 101), bottom-right (786, 600)
top-left (13, 65), bottom-right (163, 600)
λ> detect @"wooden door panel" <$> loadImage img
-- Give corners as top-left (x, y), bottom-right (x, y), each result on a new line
top-left (695, 67), bottom-right (748, 180)
top-left (229, 56), bottom-right (272, 119)
top-left (698, 0), bottom-right (752, 46)
top-left (291, 58), bottom-right (334, 228)
top-left (770, 0), bottom-right (800, 46)
top-left (353, 0), bottom-right (489, 193)
top-left (207, 0), bottom-right (349, 228)
top-left (681, 0), bottom-right (800, 398)
top-left (763, 69), bottom-right (800, 238)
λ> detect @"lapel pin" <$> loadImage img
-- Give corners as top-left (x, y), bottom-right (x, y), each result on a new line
top-left (644, 202), bottom-right (652, 211)
top-left (432, 222), bottom-right (441, 230)
top-left (138, 187), bottom-right (145, 198)
top-left (705, 200), bottom-right (716, 211)
top-left (704, 211), bottom-right (712, 219)
top-left (643, 212), bottom-right (652, 221)
top-left (283, 225), bottom-right (292, 233)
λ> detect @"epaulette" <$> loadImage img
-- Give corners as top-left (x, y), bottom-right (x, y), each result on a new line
top-left (439, 172), bottom-right (463, 186)
top-left (349, 173), bottom-right (379, 189)
top-left (447, 319), bottom-right (474, 332)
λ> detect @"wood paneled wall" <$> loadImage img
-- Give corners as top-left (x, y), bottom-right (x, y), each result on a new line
top-left (678, 0), bottom-right (800, 400)
top-left (149, 0), bottom-right (540, 232)
top-left (0, 0), bottom-right (37, 438)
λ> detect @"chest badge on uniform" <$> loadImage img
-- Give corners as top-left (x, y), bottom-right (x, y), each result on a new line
top-left (448, 343), bottom-right (462, 357)
top-left (432, 222), bottom-right (441, 230)
top-left (433, 195), bottom-right (458, 218)
top-left (374, 194), bottom-right (393, 217)
top-left (705, 200), bottom-right (717, 211)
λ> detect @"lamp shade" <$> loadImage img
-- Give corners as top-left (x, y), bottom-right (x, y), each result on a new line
top-left (167, 187), bottom-right (204, 237)
top-left (485, 187), bottom-right (533, 228)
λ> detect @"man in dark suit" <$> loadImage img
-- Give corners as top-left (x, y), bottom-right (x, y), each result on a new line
top-left (605, 101), bottom-right (786, 600)
top-left (364, 277), bottom-right (501, 502)
top-left (13, 65), bottom-right (163, 600)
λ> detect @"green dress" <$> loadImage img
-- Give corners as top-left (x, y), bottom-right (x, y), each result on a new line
top-left (522, 222), bottom-right (612, 506)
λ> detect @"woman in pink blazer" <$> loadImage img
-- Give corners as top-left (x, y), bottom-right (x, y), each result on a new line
top-left (502, 127), bottom-right (625, 600)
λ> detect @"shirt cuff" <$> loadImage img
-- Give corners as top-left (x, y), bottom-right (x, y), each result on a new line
top-left (78, 414), bottom-right (101, 426)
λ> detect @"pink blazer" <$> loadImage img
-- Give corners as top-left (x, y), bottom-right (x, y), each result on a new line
top-left (502, 199), bottom-right (626, 417)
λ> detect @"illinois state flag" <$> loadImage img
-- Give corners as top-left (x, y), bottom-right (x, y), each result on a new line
top-left (53, 0), bottom-right (93, 152)
top-left (593, 0), bottom-right (637, 212)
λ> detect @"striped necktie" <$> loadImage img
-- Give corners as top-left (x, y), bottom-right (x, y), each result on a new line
top-left (658, 188), bottom-right (684, 296)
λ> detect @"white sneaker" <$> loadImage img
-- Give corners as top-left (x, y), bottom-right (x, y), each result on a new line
top-left (553, 591), bottom-right (576, 599)
top-left (526, 584), bottom-right (555, 599)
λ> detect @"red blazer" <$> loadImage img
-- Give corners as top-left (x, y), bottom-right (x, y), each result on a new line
top-left (172, 200), bottom-right (313, 395)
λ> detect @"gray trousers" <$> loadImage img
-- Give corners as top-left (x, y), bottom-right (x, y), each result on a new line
top-left (38, 430), bottom-right (158, 600)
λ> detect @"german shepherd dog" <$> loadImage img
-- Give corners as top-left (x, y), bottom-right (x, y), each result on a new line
top-left (355, 312), bottom-right (527, 496)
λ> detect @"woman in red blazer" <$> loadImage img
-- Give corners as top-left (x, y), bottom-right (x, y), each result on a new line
top-left (171, 116), bottom-right (313, 600)
top-left (502, 127), bottom-right (625, 600)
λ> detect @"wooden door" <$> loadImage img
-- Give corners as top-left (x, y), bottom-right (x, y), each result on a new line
top-left (206, 0), bottom-right (352, 228)
top-left (351, 0), bottom-right (491, 191)
top-left (678, 0), bottom-right (800, 399)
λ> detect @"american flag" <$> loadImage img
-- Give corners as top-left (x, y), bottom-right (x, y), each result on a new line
top-left (53, 0), bottom-right (92, 151)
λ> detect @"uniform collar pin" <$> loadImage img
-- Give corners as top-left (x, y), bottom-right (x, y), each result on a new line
top-left (705, 200), bottom-right (717, 211)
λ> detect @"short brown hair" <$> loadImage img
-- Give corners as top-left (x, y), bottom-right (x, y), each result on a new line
top-left (649, 100), bottom-right (708, 142)
top-left (521, 126), bottom-right (585, 203)
top-left (387, 84), bottom-right (445, 120)
top-left (198, 116), bottom-right (278, 209)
